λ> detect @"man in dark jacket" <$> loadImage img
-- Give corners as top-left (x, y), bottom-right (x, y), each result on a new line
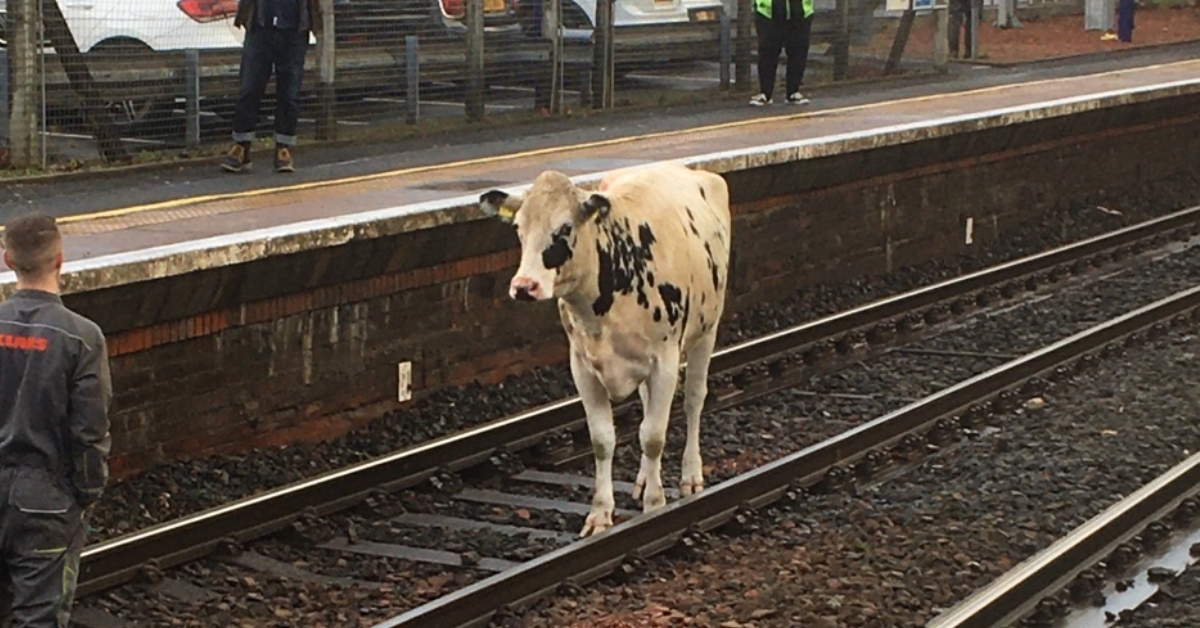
top-left (0, 214), bottom-right (112, 628)
top-left (222, 0), bottom-right (326, 174)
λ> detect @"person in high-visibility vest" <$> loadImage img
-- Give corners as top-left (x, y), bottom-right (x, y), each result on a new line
top-left (749, 0), bottom-right (815, 106)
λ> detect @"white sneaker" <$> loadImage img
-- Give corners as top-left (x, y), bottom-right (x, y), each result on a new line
top-left (749, 93), bottom-right (771, 106)
top-left (786, 92), bottom-right (810, 105)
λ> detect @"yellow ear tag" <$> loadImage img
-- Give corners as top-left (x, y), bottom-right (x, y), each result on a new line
top-left (498, 207), bottom-right (515, 220)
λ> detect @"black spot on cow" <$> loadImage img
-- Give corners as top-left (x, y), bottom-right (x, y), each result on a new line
top-left (594, 249), bottom-right (616, 316)
top-left (653, 307), bottom-right (662, 322)
top-left (698, 185), bottom-right (706, 201)
top-left (647, 271), bottom-right (655, 287)
top-left (592, 219), bottom-right (659, 316)
top-left (659, 283), bottom-right (684, 326)
top-left (678, 288), bottom-right (692, 344)
top-left (542, 223), bottom-right (574, 270)
top-left (704, 241), bottom-right (720, 291)
top-left (684, 207), bottom-right (701, 237)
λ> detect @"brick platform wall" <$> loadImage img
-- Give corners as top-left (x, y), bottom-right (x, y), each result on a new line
top-left (66, 94), bottom-right (1200, 478)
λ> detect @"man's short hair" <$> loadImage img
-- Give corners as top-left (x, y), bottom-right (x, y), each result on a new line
top-left (2, 213), bottom-right (63, 277)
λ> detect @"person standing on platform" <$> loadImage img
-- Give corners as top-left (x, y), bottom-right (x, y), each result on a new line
top-left (749, 0), bottom-right (815, 106)
top-left (222, 0), bottom-right (325, 174)
top-left (1117, 0), bottom-right (1135, 43)
top-left (0, 214), bottom-right (112, 628)
top-left (948, 0), bottom-right (972, 58)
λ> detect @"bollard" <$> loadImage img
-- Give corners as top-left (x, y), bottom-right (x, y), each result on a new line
top-left (719, 13), bottom-right (731, 90)
top-left (0, 48), bottom-right (9, 149)
top-left (185, 49), bottom-right (200, 150)
top-left (406, 36), bottom-right (420, 125)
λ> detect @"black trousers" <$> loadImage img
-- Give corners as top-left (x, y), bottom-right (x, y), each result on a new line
top-left (948, 0), bottom-right (973, 58)
top-left (231, 25), bottom-right (311, 147)
top-left (756, 12), bottom-right (814, 99)
top-left (0, 468), bottom-right (87, 628)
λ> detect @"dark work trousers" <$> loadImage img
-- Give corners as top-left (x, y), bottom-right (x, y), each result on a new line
top-left (948, 0), bottom-right (972, 58)
top-left (0, 467), bottom-right (87, 628)
top-left (755, 12), bottom-right (814, 100)
top-left (231, 25), bottom-right (310, 147)
top-left (1117, 0), bottom-right (1135, 42)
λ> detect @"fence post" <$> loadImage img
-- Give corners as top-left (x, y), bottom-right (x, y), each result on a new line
top-left (1, 48), bottom-right (10, 156)
top-left (591, 0), bottom-right (614, 109)
top-left (184, 49), bottom-right (200, 150)
top-left (833, 0), bottom-right (850, 80)
top-left (466, 0), bottom-right (485, 121)
top-left (546, 0), bottom-right (564, 114)
top-left (933, 2), bottom-right (949, 69)
top-left (7, 0), bottom-right (39, 169)
top-left (316, 0), bottom-right (337, 140)
top-left (969, 0), bottom-right (980, 58)
top-left (734, 0), bottom-right (751, 91)
top-left (719, 13), bottom-right (731, 91)
top-left (884, 8), bottom-right (915, 74)
top-left (406, 36), bottom-right (420, 125)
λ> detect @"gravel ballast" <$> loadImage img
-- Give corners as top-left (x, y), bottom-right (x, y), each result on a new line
top-left (89, 175), bottom-right (1200, 543)
top-left (510, 319), bottom-right (1200, 627)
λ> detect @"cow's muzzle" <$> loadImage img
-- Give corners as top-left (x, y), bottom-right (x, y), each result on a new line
top-left (510, 276), bottom-right (544, 301)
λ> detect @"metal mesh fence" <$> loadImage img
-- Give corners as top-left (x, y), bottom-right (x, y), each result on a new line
top-left (0, 0), bottom-right (1074, 169)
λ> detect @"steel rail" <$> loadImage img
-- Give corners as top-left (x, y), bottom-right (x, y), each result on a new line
top-left (372, 283), bottom-right (1200, 628)
top-left (77, 205), bottom-right (1200, 596)
top-left (929, 449), bottom-right (1200, 628)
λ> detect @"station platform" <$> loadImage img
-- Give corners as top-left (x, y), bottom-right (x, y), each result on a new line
top-left (2, 52), bottom-right (1200, 297)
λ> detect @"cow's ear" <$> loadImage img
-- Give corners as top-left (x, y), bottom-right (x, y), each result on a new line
top-left (579, 193), bottom-right (611, 222)
top-left (480, 189), bottom-right (522, 224)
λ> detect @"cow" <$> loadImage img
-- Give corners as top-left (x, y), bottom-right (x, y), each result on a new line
top-left (478, 162), bottom-right (732, 537)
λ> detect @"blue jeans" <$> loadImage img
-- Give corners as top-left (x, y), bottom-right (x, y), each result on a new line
top-left (232, 26), bottom-right (310, 147)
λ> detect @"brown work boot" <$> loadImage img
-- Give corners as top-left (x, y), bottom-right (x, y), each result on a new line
top-left (221, 141), bottom-right (252, 173)
top-left (274, 145), bottom-right (295, 173)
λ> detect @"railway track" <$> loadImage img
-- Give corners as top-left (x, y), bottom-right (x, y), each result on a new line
top-left (931, 449), bottom-right (1200, 628)
top-left (74, 206), bottom-right (1200, 627)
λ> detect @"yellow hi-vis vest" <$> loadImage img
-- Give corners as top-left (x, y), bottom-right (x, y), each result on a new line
top-left (755, 0), bottom-right (815, 19)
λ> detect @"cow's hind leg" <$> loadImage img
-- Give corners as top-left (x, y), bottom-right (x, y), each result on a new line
top-left (681, 329), bottom-right (717, 496)
top-left (571, 350), bottom-right (618, 538)
top-left (635, 351), bottom-right (682, 513)
top-left (632, 382), bottom-right (651, 501)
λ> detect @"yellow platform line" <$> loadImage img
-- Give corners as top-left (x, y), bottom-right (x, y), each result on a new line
top-left (9, 58), bottom-right (1197, 234)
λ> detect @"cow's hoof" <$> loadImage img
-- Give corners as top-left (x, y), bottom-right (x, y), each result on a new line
top-left (580, 509), bottom-right (614, 537)
top-left (642, 492), bottom-right (667, 513)
top-left (680, 477), bottom-right (705, 497)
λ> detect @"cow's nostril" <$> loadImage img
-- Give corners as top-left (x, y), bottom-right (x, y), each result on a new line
top-left (514, 287), bottom-right (537, 301)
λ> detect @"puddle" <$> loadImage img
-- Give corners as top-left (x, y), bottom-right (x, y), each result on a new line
top-left (1058, 526), bottom-right (1200, 627)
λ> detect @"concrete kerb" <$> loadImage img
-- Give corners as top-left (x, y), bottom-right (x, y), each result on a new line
top-left (2, 76), bottom-right (1199, 301)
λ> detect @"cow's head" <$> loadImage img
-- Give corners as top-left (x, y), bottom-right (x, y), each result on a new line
top-left (480, 171), bottom-right (610, 302)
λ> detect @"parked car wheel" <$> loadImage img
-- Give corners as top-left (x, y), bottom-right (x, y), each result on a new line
top-left (88, 38), bottom-right (174, 126)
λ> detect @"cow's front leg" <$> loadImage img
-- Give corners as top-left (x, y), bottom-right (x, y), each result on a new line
top-left (635, 351), bottom-right (681, 513)
top-left (571, 350), bottom-right (617, 537)
top-left (681, 330), bottom-right (717, 496)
